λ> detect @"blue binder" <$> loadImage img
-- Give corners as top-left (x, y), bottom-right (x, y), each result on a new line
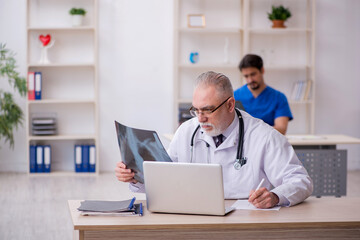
top-left (36, 145), bottom-right (44, 172)
top-left (82, 145), bottom-right (90, 172)
top-left (43, 145), bottom-right (51, 173)
top-left (89, 145), bottom-right (96, 172)
top-left (74, 145), bottom-right (82, 172)
top-left (30, 145), bottom-right (37, 173)
top-left (35, 72), bottom-right (42, 100)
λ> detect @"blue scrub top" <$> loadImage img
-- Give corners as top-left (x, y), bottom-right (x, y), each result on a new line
top-left (234, 85), bottom-right (293, 126)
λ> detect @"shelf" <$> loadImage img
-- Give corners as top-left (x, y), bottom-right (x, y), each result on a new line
top-left (29, 171), bottom-right (98, 177)
top-left (26, 0), bottom-right (99, 175)
top-left (28, 63), bottom-right (95, 68)
top-left (29, 135), bottom-right (97, 141)
top-left (289, 100), bottom-right (313, 105)
top-left (179, 28), bottom-right (242, 34)
top-left (28, 99), bottom-right (96, 105)
top-left (179, 63), bottom-right (238, 69)
top-left (174, 0), bottom-right (315, 134)
top-left (28, 26), bottom-right (95, 31)
top-left (249, 28), bottom-right (312, 34)
top-left (265, 65), bottom-right (312, 71)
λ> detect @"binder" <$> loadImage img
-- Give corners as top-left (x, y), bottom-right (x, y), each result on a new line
top-left (36, 145), bottom-right (44, 172)
top-left (89, 145), bottom-right (96, 172)
top-left (43, 145), bottom-right (51, 173)
top-left (82, 145), bottom-right (90, 172)
top-left (29, 145), bottom-right (37, 173)
top-left (75, 145), bottom-right (82, 172)
top-left (35, 72), bottom-right (42, 100)
top-left (27, 72), bottom-right (35, 100)
top-left (80, 203), bottom-right (143, 216)
top-left (78, 197), bottom-right (137, 212)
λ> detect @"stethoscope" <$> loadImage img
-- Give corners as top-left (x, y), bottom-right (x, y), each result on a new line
top-left (190, 108), bottom-right (247, 170)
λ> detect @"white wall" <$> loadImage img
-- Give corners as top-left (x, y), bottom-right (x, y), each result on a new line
top-left (0, 0), bottom-right (359, 171)
top-left (315, 0), bottom-right (360, 169)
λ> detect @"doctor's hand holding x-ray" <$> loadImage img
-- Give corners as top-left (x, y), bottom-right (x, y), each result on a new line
top-left (115, 71), bottom-right (313, 209)
top-left (115, 162), bottom-right (137, 184)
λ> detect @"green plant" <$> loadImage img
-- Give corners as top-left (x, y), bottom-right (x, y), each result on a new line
top-left (268, 5), bottom-right (292, 21)
top-left (69, 8), bottom-right (87, 16)
top-left (0, 43), bottom-right (27, 149)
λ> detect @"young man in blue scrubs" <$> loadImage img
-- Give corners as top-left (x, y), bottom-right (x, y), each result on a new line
top-left (234, 54), bottom-right (292, 135)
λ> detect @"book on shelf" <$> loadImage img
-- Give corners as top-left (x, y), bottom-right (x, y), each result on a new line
top-left (35, 72), bottom-right (42, 100)
top-left (36, 145), bottom-right (44, 172)
top-left (303, 80), bottom-right (312, 100)
top-left (82, 145), bottom-right (89, 172)
top-left (30, 145), bottom-right (51, 173)
top-left (27, 72), bottom-right (35, 100)
top-left (89, 145), bottom-right (96, 172)
top-left (74, 145), bottom-right (96, 173)
top-left (43, 145), bottom-right (51, 172)
top-left (29, 145), bottom-right (37, 173)
top-left (291, 80), bottom-right (312, 101)
top-left (74, 145), bottom-right (82, 172)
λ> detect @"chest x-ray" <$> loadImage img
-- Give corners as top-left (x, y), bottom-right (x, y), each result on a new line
top-left (115, 120), bottom-right (172, 183)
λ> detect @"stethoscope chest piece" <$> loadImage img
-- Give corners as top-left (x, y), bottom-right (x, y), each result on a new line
top-left (234, 157), bottom-right (247, 170)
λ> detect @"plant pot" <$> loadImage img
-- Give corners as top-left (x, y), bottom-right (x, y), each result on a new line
top-left (272, 20), bottom-right (286, 28)
top-left (71, 15), bottom-right (84, 27)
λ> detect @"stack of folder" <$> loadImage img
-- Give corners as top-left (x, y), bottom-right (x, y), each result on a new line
top-left (74, 145), bottom-right (96, 172)
top-left (78, 197), bottom-right (143, 216)
top-left (29, 145), bottom-right (51, 173)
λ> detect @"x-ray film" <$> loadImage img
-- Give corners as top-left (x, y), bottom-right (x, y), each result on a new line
top-left (115, 120), bottom-right (172, 183)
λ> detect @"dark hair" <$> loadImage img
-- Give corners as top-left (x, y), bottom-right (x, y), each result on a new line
top-left (238, 54), bottom-right (263, 71)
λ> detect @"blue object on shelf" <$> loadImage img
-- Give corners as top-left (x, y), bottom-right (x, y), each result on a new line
top-left (189, 52), bottom-right (199, 64)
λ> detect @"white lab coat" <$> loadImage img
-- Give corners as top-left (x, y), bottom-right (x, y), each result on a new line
top-left (166, 110), bottom-right (313, 206)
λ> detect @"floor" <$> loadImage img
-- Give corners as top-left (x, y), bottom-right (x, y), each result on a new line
top-left (0, 171), bottom-right (359, 240)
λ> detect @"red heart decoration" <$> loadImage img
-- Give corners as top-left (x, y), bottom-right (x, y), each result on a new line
top-left (39, 34), bottom-right (51, 46)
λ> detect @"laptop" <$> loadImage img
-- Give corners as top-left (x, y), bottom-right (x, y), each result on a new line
top-left (143, 161), bottom-right (235, 216)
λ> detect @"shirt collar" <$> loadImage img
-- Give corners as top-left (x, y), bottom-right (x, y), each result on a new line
top-left (221, 113), bottom-right (237, 140)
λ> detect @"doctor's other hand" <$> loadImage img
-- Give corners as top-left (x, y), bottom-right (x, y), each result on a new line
top-left (115, 162), bottom-right (138, 184)
top-left (248, 187), bottom-right (279, 209)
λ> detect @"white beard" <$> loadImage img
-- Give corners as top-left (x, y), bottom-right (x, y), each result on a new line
top-left (200, 123), bottom-right (222, 137)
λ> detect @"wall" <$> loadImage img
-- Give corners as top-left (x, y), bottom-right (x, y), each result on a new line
top-left (0, 0), bottom-right (359, 171)
top-left (315, 0), bottom-right (360, 169)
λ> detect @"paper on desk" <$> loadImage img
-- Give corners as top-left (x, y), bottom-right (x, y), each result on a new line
top-left (231, 200), bottom-right (281, 211)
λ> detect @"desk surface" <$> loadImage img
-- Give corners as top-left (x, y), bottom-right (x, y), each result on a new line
top-left (68, 197), bottom-right (360, 231)
top-left (163, 134), bottom-right (360, 146)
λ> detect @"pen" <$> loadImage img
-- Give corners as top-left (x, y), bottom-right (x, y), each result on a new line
top-left (255, 178), bottom-right (265, 191)
top-left (248, 178), bottom-right (265, 207)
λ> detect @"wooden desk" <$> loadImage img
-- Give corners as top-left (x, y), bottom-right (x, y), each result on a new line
top-left (68, 198), bottom-right (360, 240)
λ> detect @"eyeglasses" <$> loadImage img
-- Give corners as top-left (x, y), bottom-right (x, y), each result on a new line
top-left (189, 96), bottom-right (231, 117)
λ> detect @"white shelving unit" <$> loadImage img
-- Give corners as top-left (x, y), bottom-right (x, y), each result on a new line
top-left (174, 0), bottom-right (316, 134)
top-left (26, 0), bottom-right (99, 175)
top-left (174, 0), bottom-right (243, 127)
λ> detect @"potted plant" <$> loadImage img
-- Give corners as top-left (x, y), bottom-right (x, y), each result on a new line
top-left (0, 43), bottom-right (27, 149)
top-left (267, 5), bottom-right (291, 28)
top-left (69, 8), bottom-right (87, 27)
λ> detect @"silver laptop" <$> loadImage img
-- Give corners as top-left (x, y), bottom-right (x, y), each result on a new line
top-left (143, 161), bottom-right (235, 216)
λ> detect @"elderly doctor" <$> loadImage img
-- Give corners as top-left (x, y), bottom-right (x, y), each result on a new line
top-left (115, 71), bottom-right (313, 209)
